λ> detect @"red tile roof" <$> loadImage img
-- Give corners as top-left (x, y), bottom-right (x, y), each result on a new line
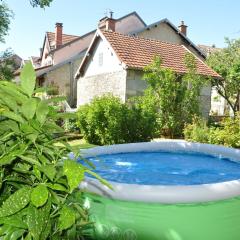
top-left (46, 32), bottom-right (79, 50)
top-left (101, 30), bottom-right (220, 78)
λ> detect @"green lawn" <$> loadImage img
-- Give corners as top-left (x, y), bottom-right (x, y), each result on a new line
top-left (67, 139), bottom-right (96, 151)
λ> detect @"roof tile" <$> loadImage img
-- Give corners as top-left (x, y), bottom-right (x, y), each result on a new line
top-left (101, 30), bottom-right (220, 78)
top-left (46, 32), bottom-right (79, 50)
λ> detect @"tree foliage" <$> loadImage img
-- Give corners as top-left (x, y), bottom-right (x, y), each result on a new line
top-left (0, 63), bottom-right (105, 239)
top-left (143, 54), bottom-right (206, 137)
top-left (0, 49), bottom-right (16, 81)
top-left (0, 1), bottom-right (13, 43)
top-left (29, 0), bottom-right (53, 8)
top-left (207, 38), bottom-right (240, 115)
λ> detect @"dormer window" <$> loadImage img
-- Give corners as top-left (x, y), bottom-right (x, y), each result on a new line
top-left (99, 52), bottom-right (103, 66)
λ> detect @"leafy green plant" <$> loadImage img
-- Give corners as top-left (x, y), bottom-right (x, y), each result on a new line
top-left (184, 117), bottom-right (209, 143)
top-left (143, 55), bottom-right (207, 138)
top-left (209, 114), bottom-right (240, 148)
top-left (184, 114), bottom-right (240, 148)
top-left (77, 94), bottom-right (158, 145)
top-left (0, 63), bottom-right (105, 239)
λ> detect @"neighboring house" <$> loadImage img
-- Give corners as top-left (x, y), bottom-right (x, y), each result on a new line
top-left (75, 30), bottom-right (220, 118)
top-left (15, 12), bottom-right (147, 107)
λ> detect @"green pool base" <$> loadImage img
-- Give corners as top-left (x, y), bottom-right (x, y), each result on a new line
top-left (85, 193), bottom-right (240, 240)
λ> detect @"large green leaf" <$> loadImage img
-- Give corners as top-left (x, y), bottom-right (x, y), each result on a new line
top-left (26, 200), bottom-right (51, 240)
top-left (58, 206), bottom-right (75, 231)
top-left (0, 90), bottom-right (18, 112)
top-left (20, 63), bottom-right (36, 97)
top-left (36, 101), bottom-right (49, 125)
top-left (0, 187), bottom-right (32, 217)
top-left (0, 144), bottom-right (27, 166)
top-left (20, 98), bottom-right (38, 120)
top-left (31, 185), bottom-right (48, 208)
top-left (38, 164), bottom-right (56, 181)
top-left (63, 160), bottom-right (85, 193)
top-left (0, 81), bottom-right (28, 104)
top-left (1, 111), bottom-right (24, 123)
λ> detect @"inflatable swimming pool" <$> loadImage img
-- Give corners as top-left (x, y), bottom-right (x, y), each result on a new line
top-left (79, 141), bottom-right (240, 240)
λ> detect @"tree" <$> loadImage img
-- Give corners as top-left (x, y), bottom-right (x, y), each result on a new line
top-left (0, 0), bottom-right (53, 43)
top-left (207, 38), bottom-right (240, 115)
top-left (0, 49), bottom-right (16, 81)
top-left (29, 0), bottom-right (53, 8)
top-left (0, 1), bottom-right (13, 43)
top-left (143, 54), bottom-right (206, 138)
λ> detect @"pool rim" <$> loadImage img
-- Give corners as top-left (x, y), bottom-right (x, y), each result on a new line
top-left (79, 140), bottom-right (240, 204)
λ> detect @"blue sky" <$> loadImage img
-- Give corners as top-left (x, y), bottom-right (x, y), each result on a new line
top-left (1, 0), bottom-right (240, 59)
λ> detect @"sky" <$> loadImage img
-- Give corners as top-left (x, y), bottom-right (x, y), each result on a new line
top-left (1, 0), bottom-right (240, 59)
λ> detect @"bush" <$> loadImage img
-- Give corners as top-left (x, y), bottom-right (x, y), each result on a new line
top-left (77, 94), bottom-right (158, 145)
top-left (184, 117), bottom-right (209, 143)
top-left (209, 115), bottom-right (240, 148)
top-left (0, 63), bottom-right (106, 239)
top-left (184, 114), bottom-right (240, 148)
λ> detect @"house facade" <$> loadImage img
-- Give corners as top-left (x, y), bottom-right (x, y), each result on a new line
top-left (75, 30), bottom-right (220, 118)
top-left (16, 12), bottom-right (147, 107)
top-left (16, 11), bottom-right (213, 110)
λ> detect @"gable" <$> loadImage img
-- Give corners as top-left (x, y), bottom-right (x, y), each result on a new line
top-left (137, 22), bottom-right (183, 44)
top-left (82, 37), bottom-right (123, 77)
top-left (115, 12), bottom-right (146, 34)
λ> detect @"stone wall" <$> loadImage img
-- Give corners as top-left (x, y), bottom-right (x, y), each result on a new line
top-left (126, 69), bottom-right (147, 99)
top-left (126, 69), bottom-right (211, 117)
top-left (43, 57), bottom-right (83, 107)
top-left (77, 70), bottom-right (127, 107)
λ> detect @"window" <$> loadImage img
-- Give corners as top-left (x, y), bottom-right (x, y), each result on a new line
top-left (99, 52), bottom-right (103, 67)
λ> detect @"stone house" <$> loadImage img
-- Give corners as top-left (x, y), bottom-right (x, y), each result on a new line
top-left (15, 12), bottom-right (147, 107)
top-left (75, 29), bottom-right (220, 117)
top-left (15, 11), bottom-right (210, 109)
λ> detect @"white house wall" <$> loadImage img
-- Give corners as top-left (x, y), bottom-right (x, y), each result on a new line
top-left (83, 38), bottom-right (123, 77)
top-left (77, 37), bottom-right (126, 107)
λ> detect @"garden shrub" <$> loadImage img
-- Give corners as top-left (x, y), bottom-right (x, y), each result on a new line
top-left (0, 63), bottom-right (107, 239)
top-left (184, 114), bottom-right (240, 148)
top-left (77, 94), bottom-right (158, 145)
top-left (184, 117), bottom-right (209, 143)
top-left (209, 114), bottom-right (240, 148)
top-left (77, 95), bottom-right (127, 145)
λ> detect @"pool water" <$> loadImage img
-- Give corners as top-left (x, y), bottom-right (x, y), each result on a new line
top-left (83, 151), bottom-right (240, 185)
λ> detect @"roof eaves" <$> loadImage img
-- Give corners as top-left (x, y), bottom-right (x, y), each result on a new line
top-left (74, 31), bottom-right (100, 79)
top-left (37, 50), bottom-right (87, 77)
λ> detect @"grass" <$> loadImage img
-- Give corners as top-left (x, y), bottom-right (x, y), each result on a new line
top-left (67, 139), bottom-right (96, 151)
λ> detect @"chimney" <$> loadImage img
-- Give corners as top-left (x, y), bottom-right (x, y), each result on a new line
top-left (178, 21), bottom-right (187, 36)
top-left (98, 17), bottom-right (116, 32)
top-left (55, 22), bottom-right (63, 48)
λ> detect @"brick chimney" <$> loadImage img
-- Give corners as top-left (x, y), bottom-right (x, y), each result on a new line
top-left (98, 17), bottom-right (116, 32)
top-left (55, 22), bottom-right (63, 48)
top-left (178, 21), bottom-right (187, 36)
